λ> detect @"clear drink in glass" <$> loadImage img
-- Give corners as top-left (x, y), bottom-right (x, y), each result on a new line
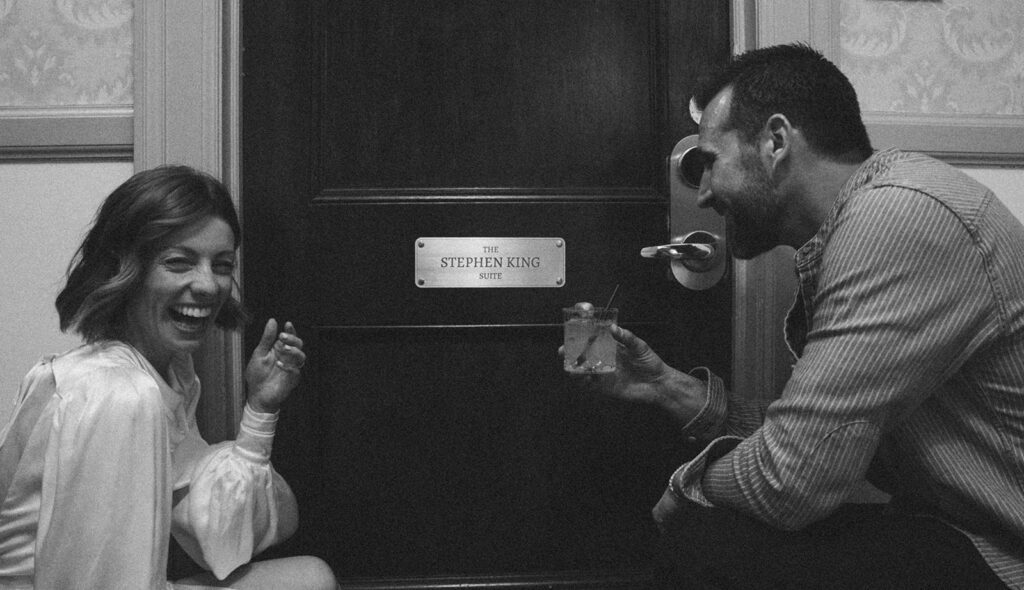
top-left (563, 307), bottom-right (618, 374)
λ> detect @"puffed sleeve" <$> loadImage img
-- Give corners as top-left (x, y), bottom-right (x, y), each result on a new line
top-left (170, 404), bottom-right (298, 580)
top-left (34, 364), bottom-right (173, 590)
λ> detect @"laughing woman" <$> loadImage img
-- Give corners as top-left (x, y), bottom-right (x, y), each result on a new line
top-left (0, 166), bottom-right (337, 589)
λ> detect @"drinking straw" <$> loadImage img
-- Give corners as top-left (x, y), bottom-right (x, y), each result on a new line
top-left (573, 283), bottom-right (620, 367)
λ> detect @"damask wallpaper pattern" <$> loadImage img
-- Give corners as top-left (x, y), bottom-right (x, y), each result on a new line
top-left (0, 0), bottom-right (132, 107)
top-left (0, 2), bottom-right (1021, 116)
top-left (840, 0), bottom-right (1024, 115)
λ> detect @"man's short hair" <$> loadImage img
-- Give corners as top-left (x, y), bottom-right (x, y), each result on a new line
top-left (693, 43), bottom-right (873, 162)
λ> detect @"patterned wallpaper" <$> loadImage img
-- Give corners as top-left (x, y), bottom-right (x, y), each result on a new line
top-left (0, 0), bottom-right (132, 107)
top-left (839, 0), bottom-right (1024, 115)
top-left (1, 0), bottom-right (1021, 116)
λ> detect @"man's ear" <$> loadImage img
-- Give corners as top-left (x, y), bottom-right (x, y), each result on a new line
top-left (764, 113), bottom-right (794, 171)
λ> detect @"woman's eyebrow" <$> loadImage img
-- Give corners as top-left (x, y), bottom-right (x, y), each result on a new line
top-left (159, 245), bottom-right (235, 258)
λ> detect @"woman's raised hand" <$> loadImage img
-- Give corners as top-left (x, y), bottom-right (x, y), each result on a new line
top-left (245, 318), bottom-right (306, 413)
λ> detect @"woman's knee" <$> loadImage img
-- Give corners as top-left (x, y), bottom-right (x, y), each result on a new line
top-left (287, 555), bottom-right (338, 590)
top-left (188, 555), bottom-right (337, 590)
top-left (307, 556), bottom-right (338, 590)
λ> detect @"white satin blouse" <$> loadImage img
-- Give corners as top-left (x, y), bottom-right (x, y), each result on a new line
top-left (0, 341), bottom-right (298, 589)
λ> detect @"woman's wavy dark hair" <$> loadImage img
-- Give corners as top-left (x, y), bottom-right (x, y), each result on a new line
top-left (56, 165), bottom-right (250, 342)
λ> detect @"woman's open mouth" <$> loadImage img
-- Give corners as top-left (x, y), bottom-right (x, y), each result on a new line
top-left (169, 304), bottom-right (214, 334)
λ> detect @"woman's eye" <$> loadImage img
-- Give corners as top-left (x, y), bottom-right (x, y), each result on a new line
top-left (163, 258), bottom-right (193, 272)
top-left (214, 261), bottom-right (236, 275)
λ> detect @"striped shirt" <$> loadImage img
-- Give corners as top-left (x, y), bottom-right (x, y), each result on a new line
top-left (658, 149), bottom-right (1024, 589)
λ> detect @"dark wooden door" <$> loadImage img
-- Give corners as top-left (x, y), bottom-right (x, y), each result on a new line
top-left (242, 1), bottom-right (731, 587)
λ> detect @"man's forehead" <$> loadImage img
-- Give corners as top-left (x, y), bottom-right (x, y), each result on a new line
top-left (703, 88), bottom-right (732, 125)
top-left (695, 87), bottom-right (732, 140)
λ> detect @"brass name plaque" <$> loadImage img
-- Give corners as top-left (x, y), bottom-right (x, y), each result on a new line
top-left (415, 237), bottom-right (566, 288)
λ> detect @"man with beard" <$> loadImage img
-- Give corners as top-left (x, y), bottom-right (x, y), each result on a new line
top-left (579, 44), bottom-right (1024, 589)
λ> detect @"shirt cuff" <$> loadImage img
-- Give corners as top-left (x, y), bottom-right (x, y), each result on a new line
top-left (666, 434), bottom-right (743, 508)
top-left (679, 367), bottom-right (728, 442)
top-left (235, 403), bottom-right (279, 463)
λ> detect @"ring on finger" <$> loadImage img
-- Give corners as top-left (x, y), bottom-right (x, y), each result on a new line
top-left (276, 359), bottom-right (303, 373)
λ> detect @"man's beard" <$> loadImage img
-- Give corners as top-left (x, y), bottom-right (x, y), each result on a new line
top-left (727, 154), bottom-right (784, 260)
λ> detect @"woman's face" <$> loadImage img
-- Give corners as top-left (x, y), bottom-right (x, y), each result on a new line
top-left (124, 216), bottom-right (237, 372)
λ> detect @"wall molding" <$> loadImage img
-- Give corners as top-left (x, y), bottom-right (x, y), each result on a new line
top-left (728, 0), bottom-right (797, 401)
top-left (0, 106), bottom-right (132, 161)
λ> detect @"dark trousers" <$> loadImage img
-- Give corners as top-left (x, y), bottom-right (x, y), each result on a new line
top-left (649, 502), bottom-right (1007, 590)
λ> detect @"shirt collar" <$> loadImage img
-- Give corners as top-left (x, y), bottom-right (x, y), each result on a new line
top-left (794, 148), bottom-right (904, 267)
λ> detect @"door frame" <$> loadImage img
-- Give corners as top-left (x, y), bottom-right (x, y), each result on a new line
top-left (134, 0), bottom-right (246, 441)
top-left (135, 0), bottom-right (793, 439)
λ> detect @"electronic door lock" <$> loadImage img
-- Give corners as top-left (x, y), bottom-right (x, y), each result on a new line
top-left (643, 135), bottom-right (728, 291)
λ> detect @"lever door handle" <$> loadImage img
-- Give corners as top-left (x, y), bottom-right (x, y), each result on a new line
top-left (640, 243), bottom-right (715, 261)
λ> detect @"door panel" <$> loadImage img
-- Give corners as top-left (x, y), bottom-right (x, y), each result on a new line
top-left (318, 1), bottom-right (656, 190)
top-left (242, 1), bottom-right (731, 585)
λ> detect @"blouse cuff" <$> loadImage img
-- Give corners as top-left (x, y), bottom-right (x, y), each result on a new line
top-left (679, 367), bottom-right (728, 442)
top-left (235, 403), bottom-right (279, 463)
